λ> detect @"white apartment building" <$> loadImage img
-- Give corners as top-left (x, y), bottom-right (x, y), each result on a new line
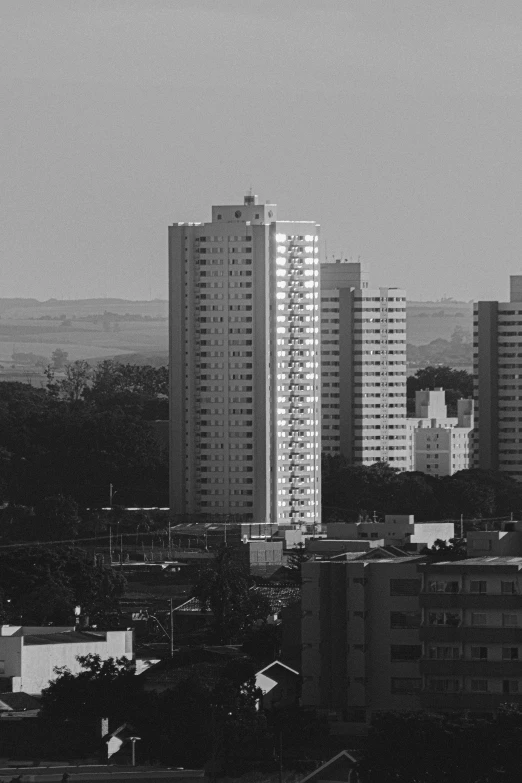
top-left (169, 195), bottom-right (321, 525)
top-left (320, 261), bottom-right (408, 468)
top-left (406, 389), bottom-right (475, 475)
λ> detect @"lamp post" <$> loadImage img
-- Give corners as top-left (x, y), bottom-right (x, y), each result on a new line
top-left (129, 736), bottom-right (141, 766)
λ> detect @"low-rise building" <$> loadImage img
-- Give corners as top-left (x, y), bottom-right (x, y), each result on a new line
top-left (0, 626), bottom-right (133, 695)
top-left (406, 389), bottom-right (474, 475)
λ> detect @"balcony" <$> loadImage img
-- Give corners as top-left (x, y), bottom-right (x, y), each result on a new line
top-left (420, 659), bottom-right (522, 677)
top-left (420, 594), bottom-right (521, 610)
top-left (420, 691), bottom-right (522, 711)
top-left (420, 626), bottom-right (522, 643)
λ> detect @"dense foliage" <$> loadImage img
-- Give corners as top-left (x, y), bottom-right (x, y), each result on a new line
top-left (39, 653), bottom-right (273, 774)
top-left (0, 545), bottom-right (125, 624)
top-left (192, 547), bottom-right (272, 643)
top-left (359, 708), bottom-right (522, 782)
top-left (0, 360), bottom-right (168, 506)
top-left (322, 459), bottom-right (522, 522)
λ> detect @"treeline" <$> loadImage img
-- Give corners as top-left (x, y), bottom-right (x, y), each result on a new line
top-left (0, 360), bottom-right (168, 507)
top-left (322, 459), bottom-right (522, 522)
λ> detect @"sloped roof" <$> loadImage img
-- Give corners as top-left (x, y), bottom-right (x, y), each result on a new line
top-left (0, 692), bottom-right (41, 711)
top-left (298, 750), bottom-right (358, 783)
top-left (256, 660), bottom-right (299, 678)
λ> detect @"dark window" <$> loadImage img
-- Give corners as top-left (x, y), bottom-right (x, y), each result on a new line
top-left (390, 645), bottom-right (422, 661)
top-left (391, 678), bottom-right (422, 694)
top-left (390, 611), bottom-right (421, 629)
top-left (390, 579), bottom-right (421, 596)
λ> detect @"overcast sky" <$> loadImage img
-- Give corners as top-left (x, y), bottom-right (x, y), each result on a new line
top-left (2, 1), bottom-right (522, 301)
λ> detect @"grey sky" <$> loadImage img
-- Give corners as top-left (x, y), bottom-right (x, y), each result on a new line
top-left (2, 0), bottom-right (522, 301)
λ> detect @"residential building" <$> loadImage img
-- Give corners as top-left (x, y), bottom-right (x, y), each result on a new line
top-left (320, 260), bottom-right (408, 467)
top-left (300, 551), bottom-right (522, 732)
top-left (474, 275), bottom-right (522, 479)
top-left (311, 516), bottom-right (454, 554)
top-left (406, 389), bottom-right (474, 475)
top-left (0, 626), bottom-right (133, 695)
top-left (169, 195), bottom-right (321, 525)
top-left (419, 557), bottom-right (522, 713)
top-left (301, 557), bottom-right (424, 732)
top-left (255, 660), bottom-right (300, 709)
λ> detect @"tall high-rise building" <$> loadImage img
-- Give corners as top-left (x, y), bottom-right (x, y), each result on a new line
top-left (475, 275), bottom-right (522, 479)
top-left (320, 261), bottom-right (408, 468)
top-left (168, 195), bottom-right (321, 525)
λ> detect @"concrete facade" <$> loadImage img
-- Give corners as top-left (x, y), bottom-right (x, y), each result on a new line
top-left (474, 276), bottom-right (522, 479)
top-left (320, 261), bottom-right (408, 468)
top-left (300, 552), bottom-right (522, 730)
top-left (301, 557), bottom-right (423, 731)
top-left (169, 195), bottom-right (321, 525)
top-left (0, 626), bottom-right (133, 695)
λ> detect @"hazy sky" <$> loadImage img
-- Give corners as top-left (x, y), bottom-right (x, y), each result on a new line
top-left (3, 1), bottom-right (522, 301)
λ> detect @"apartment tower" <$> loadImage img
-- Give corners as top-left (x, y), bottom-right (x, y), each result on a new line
top-left (475, 275), bottom-right (522, 479)
top-left (169, 195), bottom-right (321, 524)
top-left (320, 261), bottom-right (408, 468)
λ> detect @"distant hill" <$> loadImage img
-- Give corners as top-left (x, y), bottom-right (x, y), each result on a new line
top-left (0, 297), bottom-right (473, 372)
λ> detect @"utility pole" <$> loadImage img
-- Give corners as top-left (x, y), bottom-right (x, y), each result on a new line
top-left (278, 729), bottom-right (283, 783)
top-left (109, 483), bottom-right (113, 508)
top-left (460, 514), bottom-right (464, 539)
top-left (169, 597), bottom-right (174, 658)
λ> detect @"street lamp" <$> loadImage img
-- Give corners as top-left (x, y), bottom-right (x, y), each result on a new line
top-left (129, 736), bottom-right (141, 766)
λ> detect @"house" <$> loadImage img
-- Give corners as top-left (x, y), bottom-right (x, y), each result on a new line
top-left (297, 750), bottom-right (359, 783)
top-left (0, 625), bottom-right (133, 695)
top-left (0, 692), bottom-right (41, 718)
top-left (103, 722), bottom-right (139, 762)
top-left (255, 660), bottom-right (300, 709)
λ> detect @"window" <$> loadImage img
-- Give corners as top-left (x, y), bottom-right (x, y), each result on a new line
top-left (428, 581), bottom-right (459, 594)
top-left (503, 680), bottom-right (519, 694)
top-left (428, 611), bottom-right (461, 627)
top-left (470, 581), bottom-right (487, 594)
top-left (503, 647), bottom-right (519, 660)
top-left (428, 646), bottom-right (460, 660)
top-left (472, 613), bottom-right (487, 626)
top-left (470, 647), bottom-right (488, 660)
top-left (390, 645), bottom-right (422, 661)
top-left (390, 579), bottom-right (421, 596)
top-left (501, 581), bottom-right (517, 594)
top-left (390, 611), bottom-right (421, 629)
top-left (428, 679), bottom-right (459, 692)
top-left (503, 614), bottom-right (518, 627)
top-left (391, 678), bottom-right (422, 694)
top-left (471, 680), bottom-right (489, 692)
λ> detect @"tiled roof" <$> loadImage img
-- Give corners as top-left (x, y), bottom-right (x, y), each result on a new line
top-left (0, 692), bottom-right (40, 711)
top-left (175, 585), bottom-right (300, 615)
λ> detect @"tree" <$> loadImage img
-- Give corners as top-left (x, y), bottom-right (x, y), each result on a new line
top-left (0, 546), bottom-right (125, 624)
top-left (51, 348), bottom-right (69, 370)
top-left (39, 654), bottom-right (140, 757)
top-left (46, 360), bottom-right (92, 402)
top-left (421, 537), bottom-right (467, 561)
top-left (192, 547), bottom-right (272, 643)
top-left (33, 494), bottom-right (81, 540)
top-left (358, 708), bottom-right (522, 783)
top-left (407, 366), bottom-right (473, 416)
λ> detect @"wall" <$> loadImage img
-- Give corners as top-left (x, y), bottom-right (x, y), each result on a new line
top-left (19, 631), bottom-right (132, 695)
